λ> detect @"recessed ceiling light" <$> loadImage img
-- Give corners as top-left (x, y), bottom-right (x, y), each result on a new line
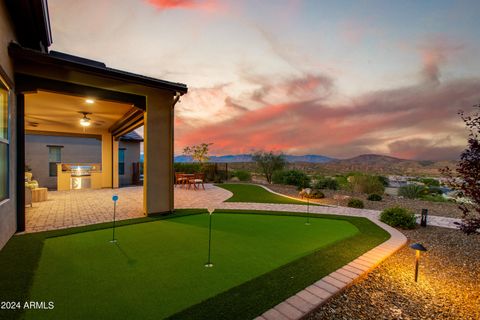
top-left (85, 99), bottom-right (95, 104)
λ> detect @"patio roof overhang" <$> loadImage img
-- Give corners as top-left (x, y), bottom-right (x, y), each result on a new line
top-left (10, 42), bottom-right (188, 138)
top-left (9, 43), bottom-right (188, 95)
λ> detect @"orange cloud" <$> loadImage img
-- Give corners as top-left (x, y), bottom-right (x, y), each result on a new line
top-left (146, 0), bottom-right (218, 11)
top-left (175, 74), bottom-right (480, 160)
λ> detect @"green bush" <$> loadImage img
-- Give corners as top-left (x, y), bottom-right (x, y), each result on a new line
top-left (367, 194), bottom-right (382, 201)
top-left (313, 176), bottom-right (339, 190)
top-left (174, 162), bottom-right (202, 174)
top-left (272, 170), bottom-right (311, 188)
top-left (398, 184), bottom-right (425, 199)
top-left (347, 198), bottom-right (364, 208)
top-left (232, 170), bottom-right (252, 181)
top-left (419, 178), bottom-right (440, 187)
top-left (376, 175), bottom-right (389, 187)
top-left (335, 175), bottom-right (350, 190)
top-left (348, 175), bottom-right (385, 194)
top-left (427, 187), bottom-right (443, 195)
top-left (380, 207), bottom-right (416, 229)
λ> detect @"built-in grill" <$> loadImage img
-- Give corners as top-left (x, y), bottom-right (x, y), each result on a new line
top-left (61, 164), bottom-right (101, 190)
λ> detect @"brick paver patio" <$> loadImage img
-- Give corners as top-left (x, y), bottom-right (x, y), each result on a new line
top-left (25, 184), bottom-right (232, 233)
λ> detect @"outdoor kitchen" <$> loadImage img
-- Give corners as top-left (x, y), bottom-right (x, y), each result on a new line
top-left (57, 163), bottom-right (103, 190)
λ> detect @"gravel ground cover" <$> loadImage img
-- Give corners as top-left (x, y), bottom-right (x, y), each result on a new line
top-left (266, 184), bottom-right (463, 218)
top-left (307, 226), bottom-right (480, 320)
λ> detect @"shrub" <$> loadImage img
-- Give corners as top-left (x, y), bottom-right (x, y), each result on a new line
top-left (349, 175), bottom-right (385, 194)
top-left (367, 194), bottom-right (382, 201)
top-left (380, 207), bottom-right (416, 229)
top-left (272, 170), bottom-right (311, 189)
top-left (419, 178), bottom-right (440, 187)
top-left (335, 175), bottom-right (350, 190)
top-left (232, 170), bottom-right (251, 181)
top-left (427, 187), bottom-right (443, 195)
top-left (398, 184), bottom-right (425, 199)
top-left (347, 198), bottom-right (364, 208)
top-left (313, 176), bottom-right (339, 190)
top-left (272, 170), bottom-right (285, 184)
top-left (174, 162), bottom-right (202, 174)
top-left (377, 175), bottom-right (389, 187)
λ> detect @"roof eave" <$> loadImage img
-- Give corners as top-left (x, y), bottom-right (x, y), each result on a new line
top-left (9, 43), bottom-right (188, 94)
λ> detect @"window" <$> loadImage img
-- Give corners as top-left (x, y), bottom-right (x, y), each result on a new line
top-left (0, 80), bottom-right (9, 202)
top-left (119, 149), bottom-right (125, 175)
top-left (48, 146), bottom-right (62, 177)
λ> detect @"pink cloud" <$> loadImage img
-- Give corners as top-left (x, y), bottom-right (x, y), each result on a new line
top-left (175, 74), bottom-right (480, 159)
top-left (146, 0), bottom-right (218, 11)
top-left (418, 35), bottom-right (464, 83)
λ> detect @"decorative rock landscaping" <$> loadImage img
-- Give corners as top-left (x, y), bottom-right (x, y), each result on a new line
top-left (307, 226), bottom-right (480, 320)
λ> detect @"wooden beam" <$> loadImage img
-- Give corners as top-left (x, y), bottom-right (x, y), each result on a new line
top-left (26, 130), bottom-right (102, 140)
top-left (109, 108), bottom-right (144, 137)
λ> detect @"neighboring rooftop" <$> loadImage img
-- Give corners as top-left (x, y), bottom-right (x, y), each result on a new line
top-left (120, 131), bottom-right (144, 142)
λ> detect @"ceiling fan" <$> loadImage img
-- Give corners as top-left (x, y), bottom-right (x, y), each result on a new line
top-left (79, 112), bottom-right (92, 127)
top-left (78, 112), bottom-right (105, 127)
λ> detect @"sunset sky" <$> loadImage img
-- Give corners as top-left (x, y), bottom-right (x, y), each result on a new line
top-left (48, 0), bottom-right (480, 160)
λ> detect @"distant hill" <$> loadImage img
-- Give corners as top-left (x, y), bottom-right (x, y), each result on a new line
top-left (331, 154), bottom-right (408, 165)
top-left (172, 154), bottom-right (333, 163)
top-left (321, 154), bottom-right (456, 176)
top-left (141, 152), bottom-right (455, 176)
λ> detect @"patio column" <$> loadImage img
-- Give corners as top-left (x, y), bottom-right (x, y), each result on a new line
top-left (101, 133), bottom-right (119, 188)
top-left (143, 91), bottom-right (174, 215)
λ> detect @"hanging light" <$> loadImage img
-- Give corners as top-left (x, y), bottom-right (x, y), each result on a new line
top-left (79, 112), bottom-right (91, 127)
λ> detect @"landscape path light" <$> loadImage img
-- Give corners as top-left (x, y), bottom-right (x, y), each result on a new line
top-left (410, 243), bottom-right (427, 282)
top-left (305, 188), bottom-right (311, 225)
top-left (420, 209), bottom-right (428, 227)
top-left (205, 207), bottom-right (215, 268)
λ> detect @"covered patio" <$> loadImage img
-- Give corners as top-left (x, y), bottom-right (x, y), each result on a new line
top-left (10, 43), bottom-right (188, 232)
top-left (25, 185), bottom-right (232, 233)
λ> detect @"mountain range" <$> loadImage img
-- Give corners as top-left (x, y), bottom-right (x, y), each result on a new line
top-left (167, 153), bottom-right (456, 176)
top-left (173, 154), bottom-right (333, 163)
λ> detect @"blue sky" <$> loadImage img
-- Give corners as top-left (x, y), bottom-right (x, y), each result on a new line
top-left (48, 0), bottom-right (480, 159)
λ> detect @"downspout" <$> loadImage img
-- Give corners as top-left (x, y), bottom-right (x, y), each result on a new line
top-left (170, 92), bottom-right (181, 213)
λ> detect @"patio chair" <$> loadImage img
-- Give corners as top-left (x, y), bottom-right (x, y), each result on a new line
top-left (188, 173), bottom-right (205, 190)
top-left (175, 172), bottom-right (187, 188)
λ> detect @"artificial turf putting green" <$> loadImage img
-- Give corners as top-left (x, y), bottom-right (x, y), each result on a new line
top-left (217, 183), bottom-right (314, 205)
top-left (25, 213), bottom-right (358, 320)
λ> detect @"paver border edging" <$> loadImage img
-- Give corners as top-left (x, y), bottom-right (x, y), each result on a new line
top-left (255, 215), bottom-right (407, 320)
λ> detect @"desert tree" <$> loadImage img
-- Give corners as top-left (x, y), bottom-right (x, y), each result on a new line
top-left (252, 151), bottom-right (286, 184)
top-left (183, 143), bottom-right (213, 163)
top-left (440, 104), bottom-right (480, 234)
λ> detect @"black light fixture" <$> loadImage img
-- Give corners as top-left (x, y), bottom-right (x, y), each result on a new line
top-left (410, 243), bottom-right (427, 282)
top-left (420, 209), bottom-right (428, 227)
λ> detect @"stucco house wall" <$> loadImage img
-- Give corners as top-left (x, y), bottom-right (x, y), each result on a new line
top-left (119, 140), bottom-right (141, 187)
top-left (0, 0), bottom-right (17, 249)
